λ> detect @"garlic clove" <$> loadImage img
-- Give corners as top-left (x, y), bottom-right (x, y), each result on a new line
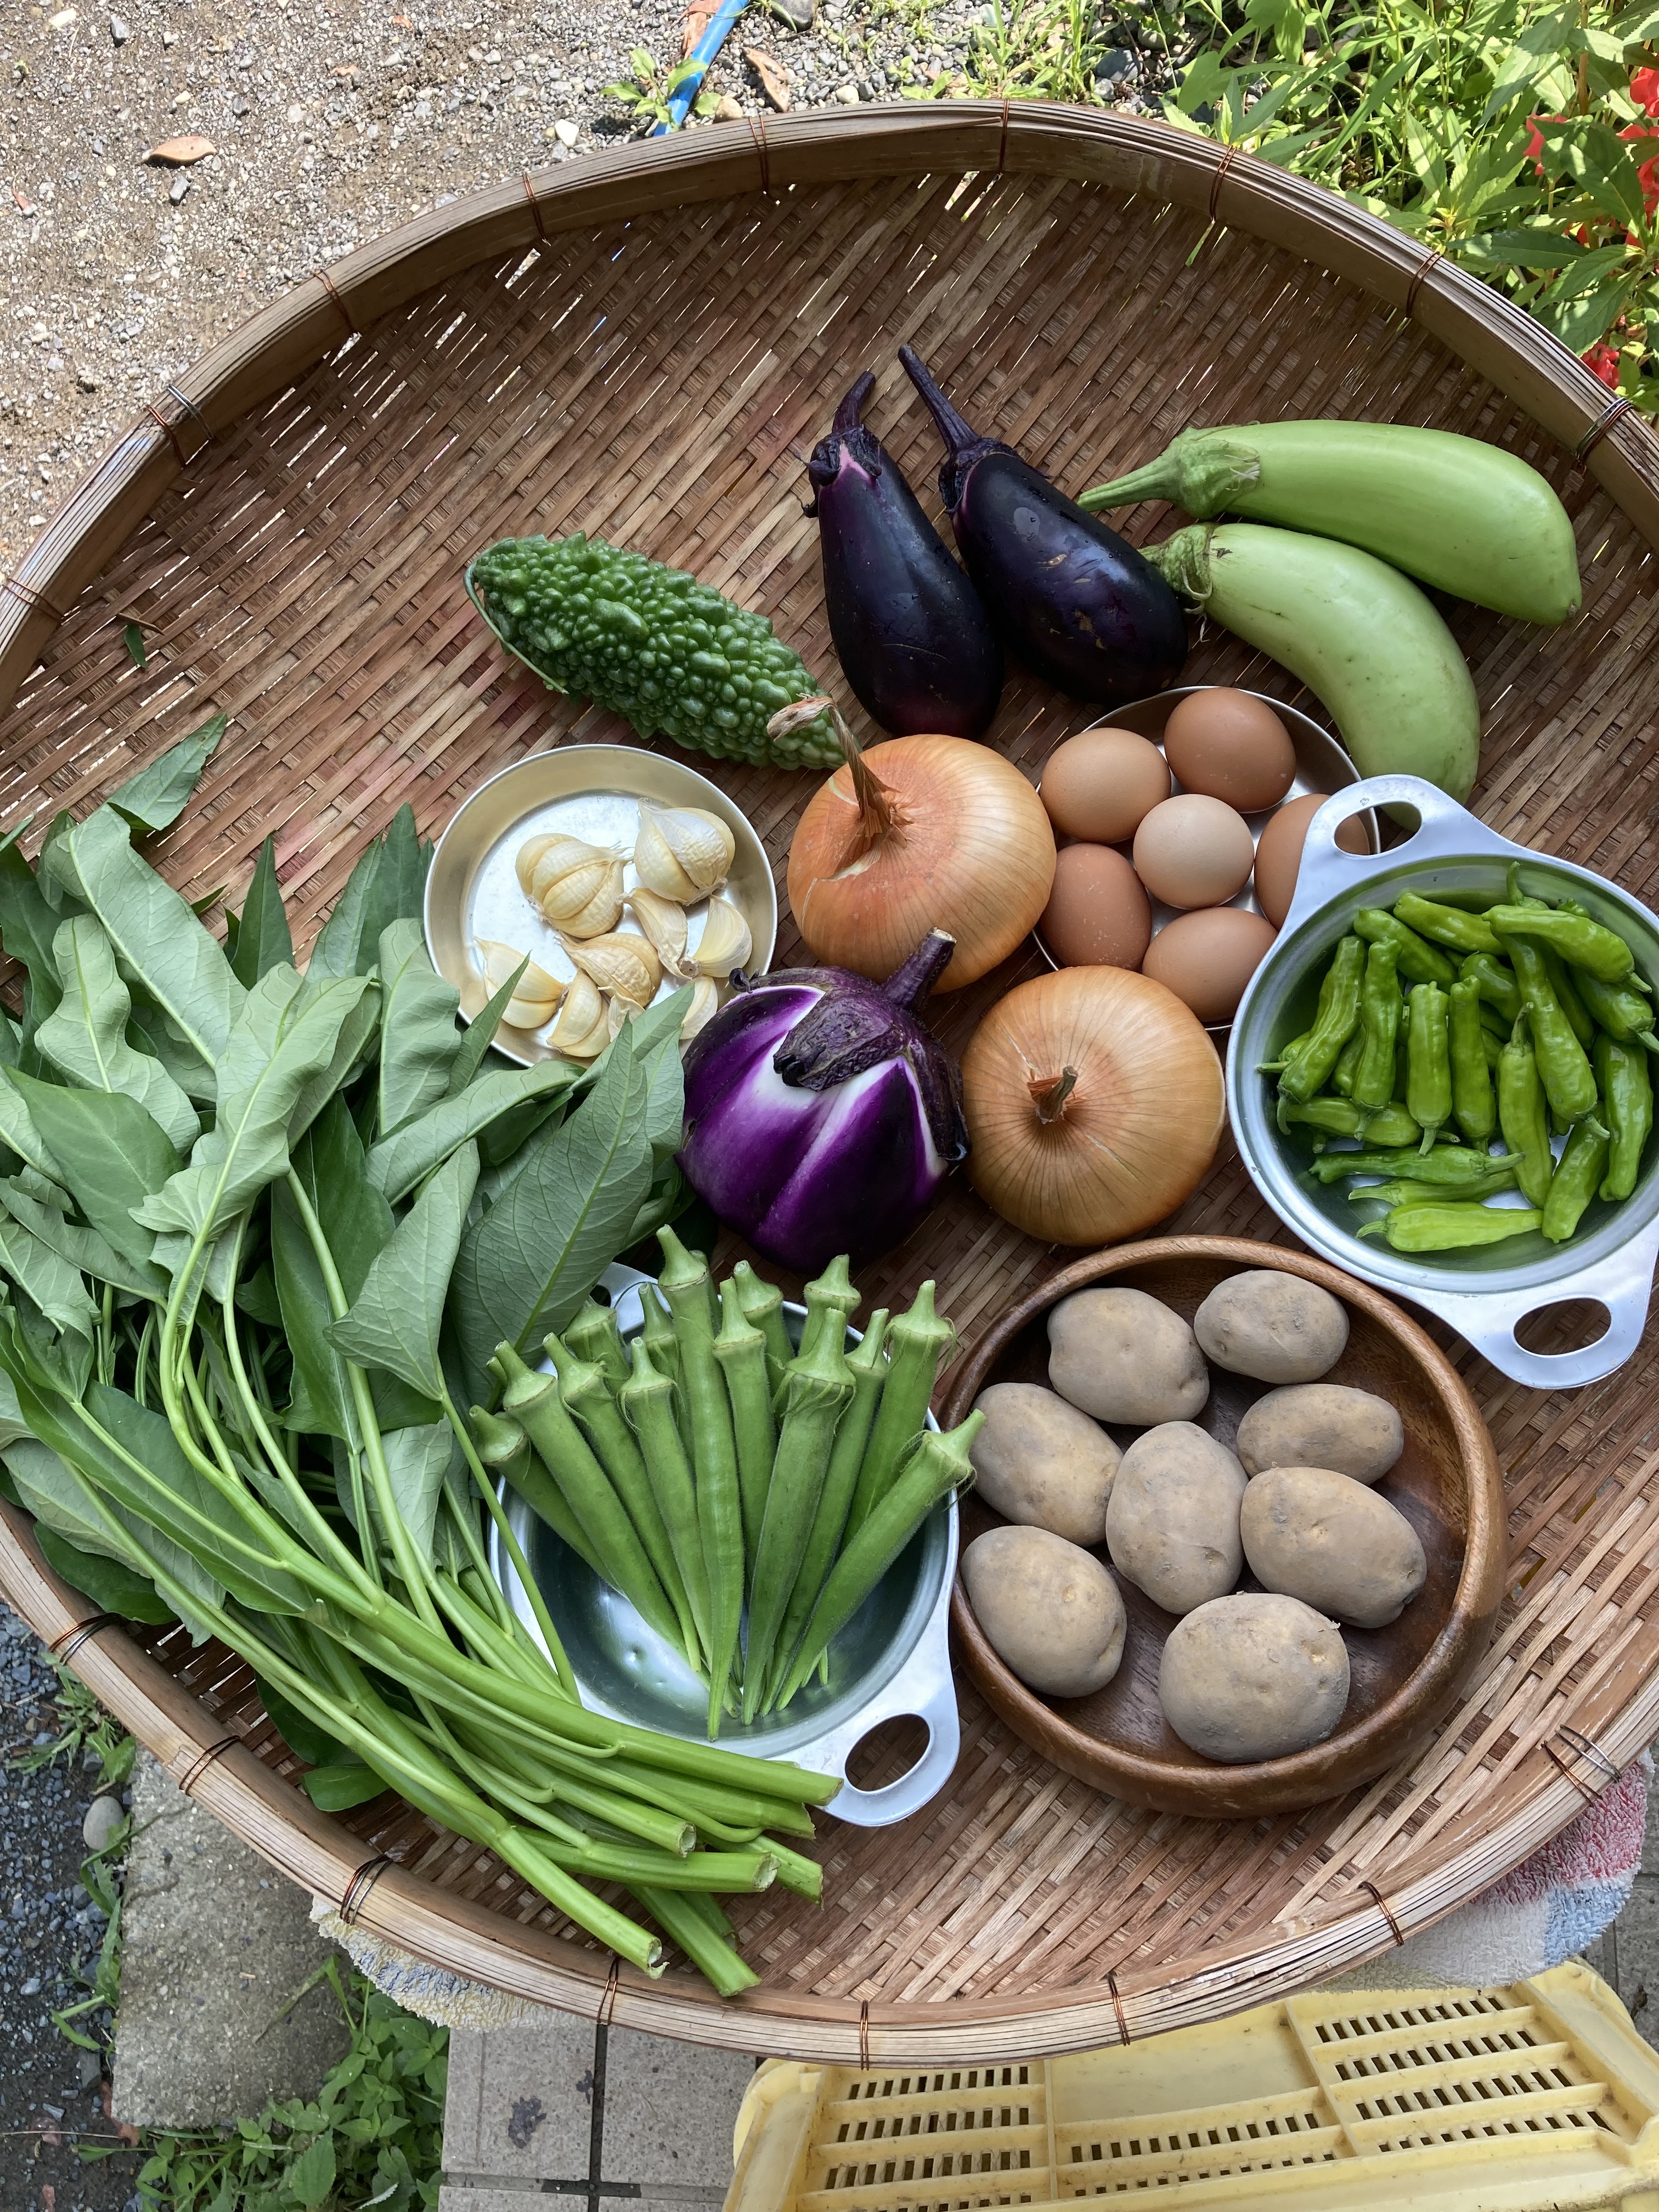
top-left (633, 802), bottom-right (736, 903)
top-left (548, 969), bottom-right (610, 1060)
top-left (626, 884), bottom-right (690, 975)
top-left (606, 995), bottom-right (642, 1042)
top-left (678, 974), bottom-right (721, 1040)
top-left (476, 938), bottom-right (565, 1028)
top-left (517, 832), bottom-right (625, 938)
top-left (562, 929), bottom-right (662, 1008)
top-left (689, 895), bottom-right (753, 980)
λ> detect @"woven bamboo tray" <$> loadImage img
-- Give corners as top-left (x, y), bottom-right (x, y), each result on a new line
top-left (1, 103), bottom-right (1657, 2064)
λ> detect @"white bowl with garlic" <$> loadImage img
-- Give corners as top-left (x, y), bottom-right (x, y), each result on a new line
top-left (424, 746), bottom-right (778, 1068)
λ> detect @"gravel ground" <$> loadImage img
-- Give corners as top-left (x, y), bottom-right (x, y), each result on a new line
top-left (0, 1603), bottom-right (142, 2212)
top-left (0, 0), bottom-right (1163, 574)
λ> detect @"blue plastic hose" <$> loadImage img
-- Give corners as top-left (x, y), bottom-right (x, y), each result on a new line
top-left (653, 0), bottom-right (751, 132)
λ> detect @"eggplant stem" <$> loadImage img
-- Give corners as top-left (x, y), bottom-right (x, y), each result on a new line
top-left (1029, 1066), bottom-right (1079, 1124)
top-left (833, 371), bottom-right (876, 436)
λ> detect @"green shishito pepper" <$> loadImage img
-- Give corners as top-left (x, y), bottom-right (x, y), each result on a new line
top-left (1541, 1118), bottom-right (1610, 1244)
top-left (1354, 907), bottom-right (1457, 986)
top-left (1331, 1026), bottom-right (1364, 1097)
top-left (1575, 969), bottom-right (1659, 1053)
top-left (1311, 1143), bottom-right (1501, 1186)
top-left (1496, 1021), bottom-right (1555, 1208)
top-left (1498, 931), bottom-right (1598, 1122)
top-left (1484, 903), bottom-right (1643, 986)
top-left (1448, 976), bottom-right (1497, 1145)
top-left (1462, 952), bottom-right (1522, 1026)
top-left (1542, 945), bottom-right (1594, 1048)
top-left (1352, 940), bottom-right (1403, 1111)
top-left (1595, 1032), bottom-right (1654, 1201)
top-left (1359, 1203), bottom-right (1544, 1250)
top-left (1393, 892), bottom-right (1503, 957)
top-left (1280, 1098), bottom-right (1419, 1146)
top-left (466, 534), bottom-right (841, 771)
top-left (1348, 1165), bottom-right (1517, 1209)
top-left (1406, 980), bottom-right (1452, 1153)
top-left (1279, 936), bottom-right (1365, 1101)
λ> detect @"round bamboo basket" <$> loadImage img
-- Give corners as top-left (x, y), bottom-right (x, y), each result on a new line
top-left (1, 102), bottom-right (1656, 2064)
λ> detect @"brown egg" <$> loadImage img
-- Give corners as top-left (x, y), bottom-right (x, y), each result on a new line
top-left (1164, 689), bottom-right (1297, 813)
top-left (1040, 729), bottom-right (1171, 845)
top-left (1132, 794), bottom-right (1256, 911)
top-left (1144, 909), bottom-right (1278, 1024)
top-left (1040, 844), bottom-right (1153, 970)
top-left (1253, 792), bottom-right (1370, 928)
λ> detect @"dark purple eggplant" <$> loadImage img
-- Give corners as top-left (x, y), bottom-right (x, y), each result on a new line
top-left (807, 371), bottom-right (1003, 741)
top-left (898, 346), bottom-right (1188, 706)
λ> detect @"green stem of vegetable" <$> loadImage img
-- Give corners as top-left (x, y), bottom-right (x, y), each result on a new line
top-left (631, 1888), bottom-right (759, 1997)
top-left (844, 1281), bottom-right (953, 1546)
top-left (755, 1837), bottom-right (824, 1901)
top-left (657, 1227), bottom-right (743, 1736)
top-left (710, 1280), bottom-right (777, 1583)
top-left (441, 1384), bottom-right (577, 1697)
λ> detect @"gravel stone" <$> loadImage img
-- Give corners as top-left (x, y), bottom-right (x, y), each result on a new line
top-left (83, 1794), bottom-right (126, 1853)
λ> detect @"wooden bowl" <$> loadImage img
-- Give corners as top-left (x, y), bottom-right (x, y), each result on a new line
top-left (944, 1235), bottom-right (1506, 1819)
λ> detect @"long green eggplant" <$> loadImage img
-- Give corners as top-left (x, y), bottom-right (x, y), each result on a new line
top-left (1081, 422), bottom-right (1580, 626)
top-left (1144, 523), bottom-right (1480, 800)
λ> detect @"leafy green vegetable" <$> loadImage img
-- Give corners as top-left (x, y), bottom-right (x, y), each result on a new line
top-left (365, 1057), bottom-right (579, 1203)
top-left (377, 918), bottom-right (461, 1137)
top-left (4, 1074), bottom-right (177, 1269)
top-left (227, 833), bottom-right (295, 987)
top-left (330, 1142), bottom-right (480, 1402)
top-left (34, 1521), bottom-right (173, 1623)
top-left (105, 716), bottom-right (227, 836)
top-left (308, 805), bottom-right (430, 980)
top-left (37, 916), bottom-right (201, 1151)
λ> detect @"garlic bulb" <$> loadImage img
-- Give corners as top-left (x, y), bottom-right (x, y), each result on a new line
top-left (516, 832), bottom-right (625, 938)
top-left (562, 930), bottom-right (661, 1007)
top-left (548, 970), bottom-right (610, 1060)
top-left (476, 938), bottom-right (565, 1030)
top-left (689, 895), bottom-right (753, 979)
top-left (633, 803), bottom-right (736, 903)
top-left (626, 885), bottom-right (690, 978)
top-left (679, 975), bottom-right (720, 1041)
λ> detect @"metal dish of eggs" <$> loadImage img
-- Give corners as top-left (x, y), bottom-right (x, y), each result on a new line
top-left (1035, 687), bottom-right (1379, 1034)
top-left (424, 746), bottom-right (778, 1068)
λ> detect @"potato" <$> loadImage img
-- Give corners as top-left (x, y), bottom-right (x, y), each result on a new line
top-left (969, 1383), bottom-right (1121, 1545)
top-left (1241, 1466), bottom-right (1427, 1629)
top-left (1193, 1269), bottom-right (1349, 1384)
top-left (961, 1526), bottom-right (1126, 1697)
top-left (1159, 1593), bottom-right (1350, 1763)
top-left (1105, 1422), bottom-right (1246, 1616)
top-left (1235, 1384), bottom-right (1403, 1485)
top-left (1047, 1286), bottom-right (1209, 1427)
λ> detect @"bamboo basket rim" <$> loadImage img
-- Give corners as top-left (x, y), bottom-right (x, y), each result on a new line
top-left (0, 103), bottom-right (1654, 2061)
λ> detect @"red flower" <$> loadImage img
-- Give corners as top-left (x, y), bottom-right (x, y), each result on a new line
top-left (1632, 65), bottom-right (1659, 116)
top-left (1582, 342), bottom-right (1621, 388)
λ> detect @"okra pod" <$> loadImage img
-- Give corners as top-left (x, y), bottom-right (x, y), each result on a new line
top-left (658, 1227), bottom-right (743, 1736)
top-left (732, 1260), bottom-right (793, 1398)
top-left (796, 1254), bottom-right (861, 1365)
top-left (618, 1336), bottom-right (714, 1667)
top-left (471, 1407), bottom-right (603, 1579)
top-left (766, 1311), bottom-right (889, 1716)
top-left (843, 1280), bottom-right (955, 1544)
top-left (710, 1279), bottom-right (777, 1578)
top-left (546, 1334), bottom-right (699, 1668)
top-left (1595, 1031), bottom-right (1654, 1201)
top-left (775, 1413), bottom-right (982, 1712)
top-left (741, 1325), bottom-right (854, 1723)
top-left (1541, 1116), bottom-right (1609, 1243)
top-left (564, 1297), bottom-right (631, 1391)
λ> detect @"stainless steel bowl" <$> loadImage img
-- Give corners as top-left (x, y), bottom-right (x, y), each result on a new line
top-left (1229, 775), bottom-right (1659, 1389)
top-left (1034, 685), bottom-right (1379, 1034)
top-left (490, 1265), bottom-right (958, 1827)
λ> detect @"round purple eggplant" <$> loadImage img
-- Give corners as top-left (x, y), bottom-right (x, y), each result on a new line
top-left (678, 930), bottom-right (967, 1274)
top-left (808, 373), bottom-right (1003, 740)
top-left (898, 346), bottom-right (1188, 705)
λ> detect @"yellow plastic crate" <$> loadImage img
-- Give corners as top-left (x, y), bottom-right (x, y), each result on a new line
top-left (725, 1962), bottom-right (1659, 2212)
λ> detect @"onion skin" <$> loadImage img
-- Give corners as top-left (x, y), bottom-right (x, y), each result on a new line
top-left (787, 735), bottom-right (1055, 990)
top-left (809, 373), bottom-right (1004, 742)
top-left (900, 346), bottom-right (1189, 706)
top-left (679, 934), bottom-right (967, 1273)
top-left (962, 967), bottom-right (1224, 1245)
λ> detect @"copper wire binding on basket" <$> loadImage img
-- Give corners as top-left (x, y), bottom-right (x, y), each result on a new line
top-left (177, 1735), bottom-right (240, 1797)
top-left (1361, 1878), bottom-right (1406, 1948)
top-left (145, 386), bottom-right (211, 469)
top-left (2, 575), bottom-right (69, 623)
top-left (317, 265), bottom-right (359, 339)
top-left (1544, 1725), bottom-right (1622, 1799)
top-left (48, 1612), bottom-right (120, 1666)
top-left (746, 115), bottom-right (771, 196)
top-left (1106, 1968), bottom-right (1131, 2046)
top-left (597, 1954), bottom-right (622, 2028)
top-left (1576, 394), bottom-right (1635, 464)
top-left (522, 172), bottom-right (550, 247)
top-left (338, 1854), bottom-right (396, 1927)
top-left (1404, 247), bottom-right (1446, 317)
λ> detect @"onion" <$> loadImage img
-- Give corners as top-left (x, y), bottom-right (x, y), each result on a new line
top-left (787, 726), bottom-right (1055, 991)
top-left (961, 966), bottom-right (1224, 1245)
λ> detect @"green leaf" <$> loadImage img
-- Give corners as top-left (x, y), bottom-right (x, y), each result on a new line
top-left (125, 991), bottom-right (220, 1103)
top-left (360, 1420), bottom-right (454, 1563)
top-left (0, 842), bottom-right (67, 1014)
top-left (254, 1673), bottom-right (348, 1766)
top-left (4, 1072), bottom-right (177, 1270)
top-left (446, 956), bottom-right (528, 1096)
top-left (286, 976), bottom-right (380, 1148)
top-left (286, 2133), bottom-right (337, 2210)
top-left (329, 1143), bottom-right (480, 1400)
top-left (0, 1065), bottom-right (68, 1184)
top-left (236, 1263), bottom-right (284, 1328)
top-left (1537, 268), bottom-right (1632, 350)
top-left (136, 967), bottom-right (369, 1248)
top-left (105, 714), bottom-right (226, 836)
top-left (274, 1104), bottom-right (394, 1443)
top-left (365, 1058), bottom-right (580, 1203)
top-left (302, 1759), bottom-right (392, 1812)
top-left (42, 804), bottom-right (244, 1078)
top-left (35, 1523), bottom-right (172, 1623)
top-left (0, 1178), bottom-right (166, 1297)
top-left (0, 1203), bottom-right (98, 1342)
top-left (123, 620), bottom-right (147, 671)
top-left (3, 1432), bottom-right (227, 1623)
top-left (37, 916), bottom-right (202, 1152)
top-left (308, 808), bottom-right (431, 981)
top-left (0, 1365), bottom-right (31, 1452)
top-left (449, 1025), bottom-right (655, 1398)
top-left (1534, 115), bottom-right (1649, 229)
top-left (231, 836), bottom-right (295, 988)
top-left (376, 919), bottom-right (460, 1138)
